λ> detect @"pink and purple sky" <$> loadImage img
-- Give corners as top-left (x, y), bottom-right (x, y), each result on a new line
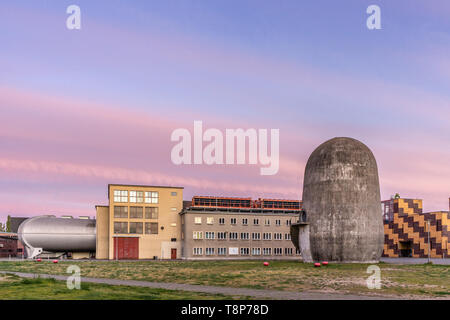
top-left (0, 1), bottom-right (449, 221)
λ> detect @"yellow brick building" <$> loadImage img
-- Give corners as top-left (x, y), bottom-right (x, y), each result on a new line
top-left (96, 184), bottom-right (183, 260)
top-left (382, 198), bottom-right (449, 258)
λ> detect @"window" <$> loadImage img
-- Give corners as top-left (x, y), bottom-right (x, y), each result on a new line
top-left (274, 248), bottom-right (283, 255)
top-left (129, 222), bottom-right (143, 234)
top-left (265, 219), bottom-right (270, 226)
top-left (171, 192), bottom-right (177, 196)
top-left (219, 218), bottom-right (225, 225)
top-left (240, 247), bottom-right (250, 255)
top-left (275, 219), bottom-right (281, 226)
top-left (284, 248), bottom-right (293, 255)
top-left (253, 218), bottom-right (259, 225)
top-left (218, 232), bottom-right (227, 240)
top-left (231, 218), bottom-right (236, 225)
top-left (145, 191), bottom-right (159, 204)
top-left (130, 207), bottom-right (143, 219)
top-left (145, 222), bottom-right (158, 234)
top-left (229, 247), bottom-right (239, 255)
top-left (193, 248), bottom-right (203, 255)
top-left (193, 231), bottom-right (203, 240)
top-left (274, 233), bottom-right (282, 240)
top-left (240, 232), bottom-right (249, 240)
top-left (207, 217), bottom-right (214, 225)
top-left (252, 232), bottom-right (261, 240)
top-left (242, 218), bottom-right (248, 225)
top-left (171, 207), bottom-right (177, 211)
top-left (263, 248), bottom-right (272, 255)
top-left (229, 232), bottom-right (238, 240)
top-left (206, 248), bottom-right (215, 255)
top-left (252, 248), bottom-right (261, 256)
top-left (129, 191), bottom-right (143, 203)
top-left (113, 190), bottom-right (128, 202)
top-left (218, 247), bottom-right (227, 255)
top-left (205, 232), bottom-right (215, 239)
top-left (195, 217), bottom-right (202, 224)
top-left (263, 233), bottom-right (272, 240)
top-left (286, 219), bottom-right (291, 226)
top-left (296, 248), bottom-right (301, 255)
top-left (285, 233), bottom-right (291, 240)
top-left (114, 206), bottom-right (128, 218)
top-left (145, 207), bottom-right (158, 219)
top-left (114, 222), bottom-right (128, 234)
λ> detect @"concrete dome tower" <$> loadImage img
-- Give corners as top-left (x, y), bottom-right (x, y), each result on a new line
top-left (302, 137), bottom-right (384, 262)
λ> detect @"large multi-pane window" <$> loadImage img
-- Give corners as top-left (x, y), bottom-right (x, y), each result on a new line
top-left (275, 219), bottom-right (281, 226)
top-left (113, 190), bottom-right (128, 202)
top-left (240, 247), bottom-right (250, 255)
top-left (195, 217), bottom-right (202, 224)
top-left (205, 232), bottom-right (215, 239)
top-left (274, 233), bottom-right (282, 240)
top-left (253, 218), bottom-right (259, 225)
top-left (242, 218), bottom-right (248, 225)
top-left (263, 248), bottom-right (272, 255)
top-left (264, 219), bottom-right (270, 226)
top-left (230, 218), bottom-right (237, 225)
top-left (274, 248), bottom-right (283, 255)
top-left (129, 191), bottom-right (144, 203)
top-left (218, 232), bottom-right (227, 240)
top-left (205, 248), bottom-right (215, 255)
top-left (229, 232), bottom-right (238, 240)
top-left (252, 232), bottom-right (261, 240)
top-left (240, 232), bottom-right (249, 240)
top-left (263, 232), bottom-right (272, 240)
top-left (285, 233), bottom-right (291, 240)
top-left (219, 218), bottom-right (225, 225)
top-left (193, 231), bottom-right (203, 240)
top-left (130, 207), bottom-right (143, 219)
top-left (145, 207), bottom-right (158, 219)
top-left (129, 222), bottom-right (143, 234)
top-left (207, 217), bottom-right (214, 225)
top-left (145, 191), bottom-right (159, 204)
top-left (193, 248), bottom-right (203, 255)
top-left (252, 248), bottom-right (261, 255)
top-left (145, 222), bottom-right (158, 234)
top-left (114, 222), bottom-right (128, 234)
top-left (218, 248), bottom-right (227, 255)
top-left (114, 206), bottom-right (128, 218)
top-left (284, 248), bottom-right (293, 255)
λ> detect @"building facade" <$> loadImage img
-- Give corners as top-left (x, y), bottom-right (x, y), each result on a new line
top-left (180, 197), bottom-right (301, 260)
top-left (382, 198), bottom-right (449, 258)
top-left (95, 184), bottom-right (184, 260)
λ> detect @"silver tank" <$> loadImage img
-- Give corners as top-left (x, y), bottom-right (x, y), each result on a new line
top-left (18, 216), bottom-right (96, 252)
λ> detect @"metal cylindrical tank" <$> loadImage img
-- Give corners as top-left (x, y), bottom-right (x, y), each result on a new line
top-left (18, 216), bottom-right (96, 252)
top-left (302, 137), bottom-right (384, 262)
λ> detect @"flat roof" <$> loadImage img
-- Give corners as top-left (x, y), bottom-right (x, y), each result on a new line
top-left (108, 184), bottom-right (184, 189)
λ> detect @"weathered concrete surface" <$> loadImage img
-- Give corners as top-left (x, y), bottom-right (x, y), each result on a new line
top-left (302, 137), bottom-right (384, 262)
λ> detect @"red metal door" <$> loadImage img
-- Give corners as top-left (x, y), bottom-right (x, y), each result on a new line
top-left (171, 248), bottom-right (177, 259)
top-left (114, 237), bottom-right (139, 259)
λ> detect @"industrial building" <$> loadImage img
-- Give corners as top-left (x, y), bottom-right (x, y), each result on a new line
top-left (181, 196), bottom-right (302, 260)
top-left (382, 197), bottom-right (449, 258)
top-left (95, 184), bottom-right (184, 260)
top-left (12, 182), bottom-right (450, 261)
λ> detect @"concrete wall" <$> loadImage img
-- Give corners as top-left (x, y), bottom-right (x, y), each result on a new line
top-left (95, 206), bottom-right (109, 259)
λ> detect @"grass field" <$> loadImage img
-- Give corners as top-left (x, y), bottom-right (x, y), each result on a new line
top-left (0, 260), bottom-right (448, 298)
top-left (0, 273), bottom-right (248, 300)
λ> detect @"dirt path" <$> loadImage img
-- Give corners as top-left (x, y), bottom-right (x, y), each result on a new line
top-left (0, 270), bottom-right (398, 300)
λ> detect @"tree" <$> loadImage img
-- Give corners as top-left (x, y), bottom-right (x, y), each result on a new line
top-left (0, 222), bottom-right (5, 232)
top-left (6, 215), bottom-right (11, 232)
